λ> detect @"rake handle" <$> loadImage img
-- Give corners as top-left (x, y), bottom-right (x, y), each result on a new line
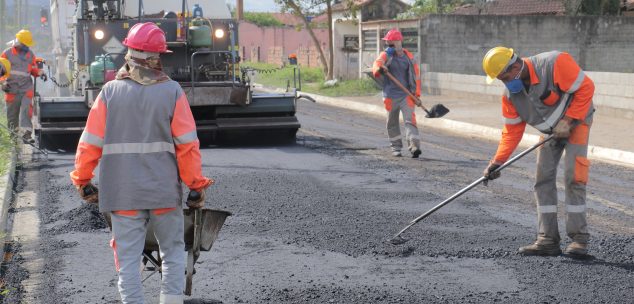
top-left (393, 134), bottom-right (555, 239)
top-left (380, 66), bottom-right (431, 115)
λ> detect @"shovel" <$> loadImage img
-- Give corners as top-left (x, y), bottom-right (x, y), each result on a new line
top-left (381, 66), bottom-right (449, 118)
top-left (390, 134), bottom-right (555, 245)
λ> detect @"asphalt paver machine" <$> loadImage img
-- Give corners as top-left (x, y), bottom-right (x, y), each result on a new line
top-left (37, 0), bottom-right (300, 144)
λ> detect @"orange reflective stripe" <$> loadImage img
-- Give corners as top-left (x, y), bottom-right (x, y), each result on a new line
top-left (383, 97), bottom-right (393, 111)
top-left (113, 210), bottom-right (139, 216)
top-left (4, 93), bottom-right (16, 103)
top-left (406, 96), bottom-right (416, 108)
top-left (171, 93), bottom-right (197, 141)
top-left (569, 122), bottom-right (590, 145)
top-left (25, 90), bottom-right (33, 98)
top-left (574, 156), bottom-right (590, 184)
top-left (10, 47), bottom-right (17, 56)
top-left (86, 96), bottom-right (107, 138)
top-left (110, 238), bottom-right (120, 272)
top-left (152, 207), bottom-right (176, 215)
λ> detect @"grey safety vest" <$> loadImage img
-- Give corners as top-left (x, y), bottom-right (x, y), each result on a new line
top-left (96, 79), bottom-right (185, 212)
top-left (506, 51), bottom-right (594, 134)
top-left (1, 47), bottom-right (36, 93)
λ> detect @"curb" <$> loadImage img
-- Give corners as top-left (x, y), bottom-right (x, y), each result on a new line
top-left (281, 89), bottom-right (634, 167)
top-left (0, 147), bottom-right (17, 234)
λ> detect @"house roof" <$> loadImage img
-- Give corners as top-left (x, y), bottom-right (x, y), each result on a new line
top-left (624, 0), bottom-right (634, 10)
top-left (452, 0), bottom-right (565, 16)
top-left (331, 0), bottom-right (409, 12)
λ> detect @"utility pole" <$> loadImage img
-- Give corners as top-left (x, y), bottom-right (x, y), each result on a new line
top-left (0, 0), bottom-right (5, 44)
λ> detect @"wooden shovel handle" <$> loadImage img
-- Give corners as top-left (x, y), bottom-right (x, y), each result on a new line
top-left (381, 66), bottom-right (430, 114)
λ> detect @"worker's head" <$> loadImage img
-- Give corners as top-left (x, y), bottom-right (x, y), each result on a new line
top-left (15, 29), bottom-right (35, 48)
top-left (0, 58), bottom-right (10, 82)
top-left (382, 29), bottom-right (403, 50)
top-left (482, 46), bottom-right (526, 93)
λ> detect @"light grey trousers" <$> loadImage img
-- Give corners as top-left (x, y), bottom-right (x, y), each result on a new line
top-left (534, 122), bottom-right (591, 245)
top-left (384, 96), bottom-right (420, 152)
top-left (110, 209), bottom-right (185, 304)
top-left (4, 92), bottom-right (32, 132)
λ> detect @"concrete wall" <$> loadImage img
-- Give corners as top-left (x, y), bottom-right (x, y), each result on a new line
top-left (420, 14), bottom-right (634, 75)
top-left (418, 14), bottom-right (634, 113)
top-left (239, 21), bottom-right (329, 67)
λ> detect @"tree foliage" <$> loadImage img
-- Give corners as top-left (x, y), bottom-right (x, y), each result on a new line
top-left (565, 0), bottom-right (621, 15)
top-left (243, 12), bottom-right (284, 27)
top-left (398, 0), bottom-right (477, 18)
top-left (274, 0), bottom-right (347, 80)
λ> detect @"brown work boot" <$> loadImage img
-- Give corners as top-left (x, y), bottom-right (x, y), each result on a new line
top-left (518, 242), bottom-right (561, 256)
top-left (564, 242), bottom-right (588, 257)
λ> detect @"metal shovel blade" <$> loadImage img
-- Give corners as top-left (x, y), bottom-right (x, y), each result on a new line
top-left (425, 104), bottom-right (450, 118)
top-left (389, 235), bottom-right (409, 245)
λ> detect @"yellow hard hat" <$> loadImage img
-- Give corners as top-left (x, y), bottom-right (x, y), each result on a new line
top-left (482, 46), bottom-right (515, 84)
top-left (15, 29), bottom-right (35, 47)
top-left (0, 58), bottom-right (10, 80)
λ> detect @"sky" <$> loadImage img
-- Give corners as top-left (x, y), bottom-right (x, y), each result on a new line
top-left (232, 0), bottom-right (416, 12)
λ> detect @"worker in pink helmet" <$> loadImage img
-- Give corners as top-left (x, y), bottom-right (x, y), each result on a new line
top-left (372, 29), bottom-right (422, 158)
top-left (71, 22), bottom-right (212, 304)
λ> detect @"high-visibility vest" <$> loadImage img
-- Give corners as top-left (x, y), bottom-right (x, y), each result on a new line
top-left (71, 78), bottom-right (209, 212)
top-left (505, 51), bottom-right (594, 134)
top-left (1, 47), bottom-right (38, 94)
top-left (372, 49), bottom-right (421, 97)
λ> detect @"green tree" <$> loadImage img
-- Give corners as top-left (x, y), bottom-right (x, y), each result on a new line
top-left (275, 0), bottom-right (355, 80)
top-left (565, 0), bottom-right (621, 15)
top-left (243, 12), bottom-right (284, 27)
top-left (398, 0), bottom-right (476, 18)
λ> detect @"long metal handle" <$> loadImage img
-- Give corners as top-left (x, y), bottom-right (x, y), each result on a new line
top-left (393, 135), bottom-right (555, 238)
top-left (381, 67), bottom-right (430, 115)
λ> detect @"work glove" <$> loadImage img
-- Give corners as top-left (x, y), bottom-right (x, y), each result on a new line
top-left (186, 178), bottom-right (214, 209)
top-left (483, 161), bottom-right (502, 186)
top-left (552, 117), bottom-right (573, 139)
top-left (186, 189), bottom-right (206, 209)
top-left (77, 183), bottom-right (99, 204)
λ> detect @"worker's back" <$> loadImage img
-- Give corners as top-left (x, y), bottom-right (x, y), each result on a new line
top-left (97, 78), bottom-right (185, 212)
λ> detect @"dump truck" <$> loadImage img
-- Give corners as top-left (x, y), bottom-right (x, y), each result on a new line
top-left (36, 0), bottom-right (300, 144)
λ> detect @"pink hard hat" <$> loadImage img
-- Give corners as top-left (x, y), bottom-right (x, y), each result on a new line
top-left (382, 29), bottom-right (403, 41)
top-left (123, 22), bottom-right (172, 53)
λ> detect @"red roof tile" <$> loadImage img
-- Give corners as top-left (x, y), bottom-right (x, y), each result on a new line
top-left (452, 0), bottom-right (565, 16)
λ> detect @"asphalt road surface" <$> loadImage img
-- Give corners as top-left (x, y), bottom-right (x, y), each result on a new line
top-left (2, 100), bottom-right (633, 303)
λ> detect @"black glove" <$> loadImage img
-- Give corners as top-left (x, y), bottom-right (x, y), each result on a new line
top-left (77, 183), bottom-right (99, 204)
top-left (483, 161), bottom-right (502, 186)
top-left (40, 74), bottom-right (48, 82)
top-left (186, 189), bottom-right (206, 209)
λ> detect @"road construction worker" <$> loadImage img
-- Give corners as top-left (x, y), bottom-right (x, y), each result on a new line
top-left (70, 23), bottom-right (213, 304)
top-left (1, 30), bottom-right (44, 143)
top-left (482, 47), bottom-right (594, 257)
top-left (372, 29), bottom-right (422, 158)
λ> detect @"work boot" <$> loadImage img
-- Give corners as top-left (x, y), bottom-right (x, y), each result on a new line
top-left (392, 151), bottom-right (402, 157)
top-left (564, 242), bottom-right (588, 257)
top-left (518, 241), bottom-right (561, 256)
top-left (411, 149), bottom-right (421, 158)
